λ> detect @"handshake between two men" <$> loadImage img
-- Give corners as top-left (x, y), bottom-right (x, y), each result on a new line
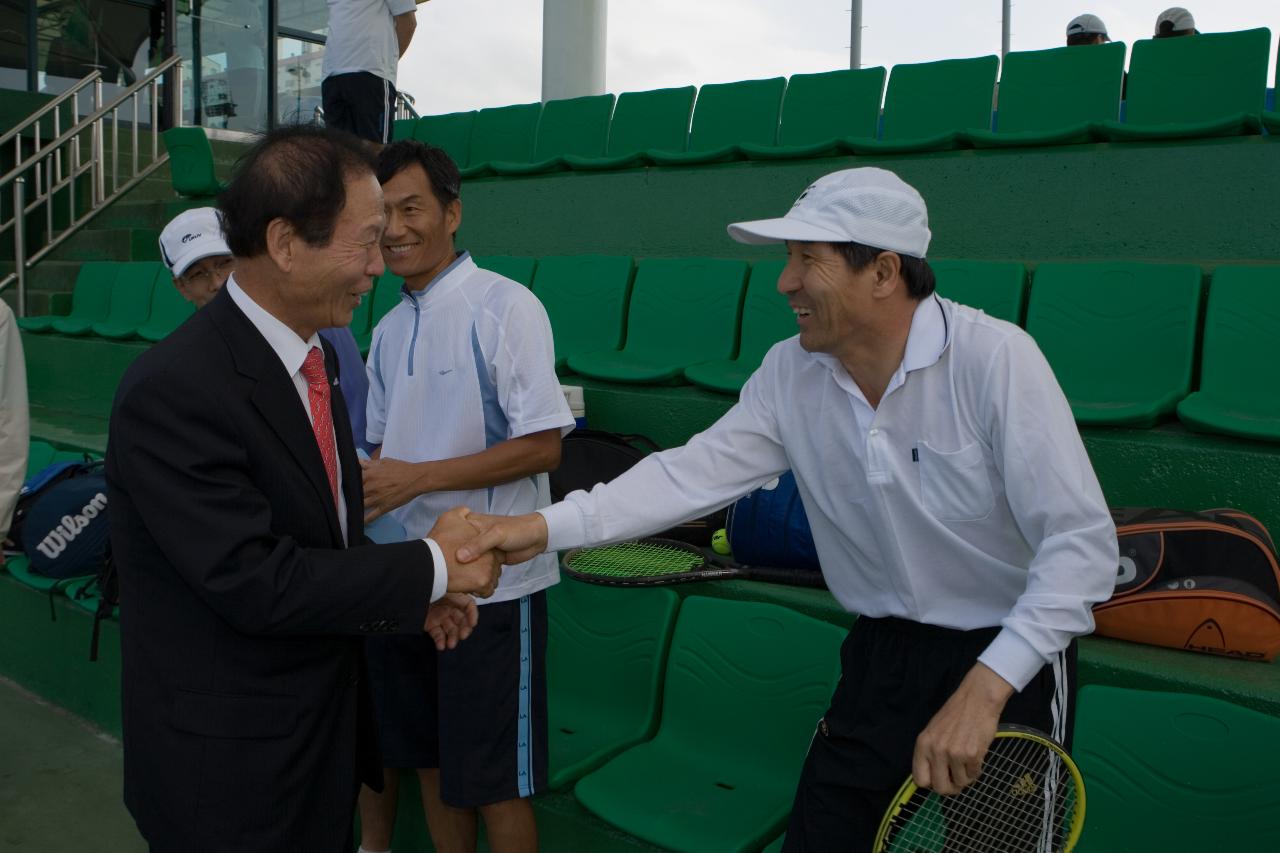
top-left (418, 507), bottom-right (551, 651)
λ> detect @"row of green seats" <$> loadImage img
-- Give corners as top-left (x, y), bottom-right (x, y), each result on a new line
top-left (546, 585), bottom-right (843, 853)
top-left (394, 28), bottom-right (1276, 178)
top-left (17, 261), bottom-right (193, 342)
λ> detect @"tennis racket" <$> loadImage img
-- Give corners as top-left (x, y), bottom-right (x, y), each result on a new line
top-left (873, 724), bottom-right (1086, 853)
top-left (560, 537), bottom-right (826, 588)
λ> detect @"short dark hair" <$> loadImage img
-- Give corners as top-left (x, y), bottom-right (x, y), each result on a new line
top-left (1066, 33), bottom-right (1105, 46)
top-left (376, 139), bottom-right (461, 208)
top-left (834, 241), bottom-right (937, 300)
top-left (218, 125), bottom-right (377, 258)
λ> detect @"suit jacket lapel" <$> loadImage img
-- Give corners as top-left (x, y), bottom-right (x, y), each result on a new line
top-left (207, 288), bottom-right (345, 545)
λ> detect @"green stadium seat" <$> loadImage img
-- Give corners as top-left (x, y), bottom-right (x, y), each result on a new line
top-left (547, 582), bottom-right (680, 790)
top-left (1097, 28), bottom-right (1270, 141)
top-left (566, 258), bottom-right (748, 385)
top-left (136, 273), bottom-right (196, 342)
top-left (966, 42), bottom-right (1125, 148)
top-left (1177, 265), bottom-right (1280, 442)
top-left (1072, 686), bottom-right (1280, 853)
top-left (529, 255), bottom-right (634, 372)
top-left (161, 127), bottom-right (223, 197)
top-left (458, 102), bottom-right (542, 179)
top-left (741, 67), bottom-right (887, 160)
top-left (490, 94), bottom-right (616, 176)
top-left (573, 596), bottom-right (844, 853)
top-left (91, 262), bottom-right (164, 339)
top-left (846, 55), bottom-right (998, 154)
top-left (390, 118), bottom-right (416, 141)
top-left (17, 262), bottom-right (118, 333)
top-left (1025, 262), bottom-right (1202, 427)
top-left (648, 77), bottom-right (786, 166)
top-left (761, 837), bottom-right (785, 853)
top-left (685, 260), bottom-right (792, 395)
top-left (347, 282), bottom-right (376, 353)
top-left (25, 440), bottom-right (58, 478)
top-left (564, 86), bottom-right (696, 171)
top-left (473, 256), bottom-right (537, 287)
top-left (412, 110), bottom-right (476, 168)
top-left (366, 273), bottom-right (406, 338)
top-left (1263, 48), bottom-right (1280, 133)
top-left (932, 260), bottom-right (1028, 324)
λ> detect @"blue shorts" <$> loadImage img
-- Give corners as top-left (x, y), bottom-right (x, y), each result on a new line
top-left (364, 591), bottom-right (549, 808)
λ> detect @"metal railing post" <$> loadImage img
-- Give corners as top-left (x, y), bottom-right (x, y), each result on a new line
top-left (173, 61), bottom-right (184, 130)
top-left (93, 79), bottom-right (105, 205)
top-left (13, 177), bottom-right (26, 317)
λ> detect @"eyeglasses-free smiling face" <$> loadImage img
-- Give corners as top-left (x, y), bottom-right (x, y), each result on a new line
top-left (175, 255), bottom-right (236, 308)
top-left (380, 163), bottom-right (462, 290)
top-left (777, 241), bottom-right (881, 356)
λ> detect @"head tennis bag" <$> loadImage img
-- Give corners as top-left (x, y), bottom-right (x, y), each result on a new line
top-left (1092, 507), bottom-right (1280, 662)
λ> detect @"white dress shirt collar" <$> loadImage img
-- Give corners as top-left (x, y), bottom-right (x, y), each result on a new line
top-left (226, 275), bottom-right (323, 376)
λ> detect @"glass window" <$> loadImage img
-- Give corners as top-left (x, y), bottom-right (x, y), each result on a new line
top-left (276, 35), bottom-right (323, 126)
top-left (0, 0), bottom-right (28, 92)
top-left (36, 0), bottom-right (160, 119)
top-left (278, 0), bottom-right (327, 38)
top-left (177, 0), bottom-right (267, 132)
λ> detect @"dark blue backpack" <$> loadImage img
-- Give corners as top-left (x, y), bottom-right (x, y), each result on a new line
top-left (726, 470), bottom-right (822, 573)
top-left (12, 460), bottom-right (110, 580)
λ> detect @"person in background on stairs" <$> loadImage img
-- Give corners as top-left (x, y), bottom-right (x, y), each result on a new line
top-left (0, 297), bottom-right (28, 566)
top-left (160, 206), bottom-right (374, 451)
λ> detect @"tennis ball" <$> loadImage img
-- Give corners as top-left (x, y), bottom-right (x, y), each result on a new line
top-left (711, 528), bottom-right (731, 556)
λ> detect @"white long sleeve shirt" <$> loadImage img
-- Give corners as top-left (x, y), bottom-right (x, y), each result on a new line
top-left (541, 295), bottom-right (1118, 691)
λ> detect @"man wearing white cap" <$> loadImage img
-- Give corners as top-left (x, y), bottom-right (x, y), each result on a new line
top-left (1066, 13), bottom-right (1109, 46)
top-left (159, 207), bottom-right (236, 309)
top-left (458, 167), bottom-right (1118, 849)
top-left (1155, 7), bottom-right (1198, 37)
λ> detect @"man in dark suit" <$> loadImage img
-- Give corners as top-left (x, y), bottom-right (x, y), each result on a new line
top-left (105, 125), bottom-right (502, 853)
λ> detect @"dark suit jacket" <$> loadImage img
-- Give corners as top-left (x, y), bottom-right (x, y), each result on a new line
top-left (106, 286), bottom-right (436, 853)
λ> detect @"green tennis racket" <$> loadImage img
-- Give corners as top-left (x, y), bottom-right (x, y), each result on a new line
top-left (561, 537), bottom-right (826, 588)
top-left (873, 724), bottom-right (1086, 853)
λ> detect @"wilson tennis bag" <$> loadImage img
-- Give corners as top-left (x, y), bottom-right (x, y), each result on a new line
top-left (9, 459), bottom-right (111, 580)
top-left (1093, 507), bottom-right (1280, 662)
top-left (548, 428), bottom-right (726, 546)
top-left (725, 471), bottom-right (822, 574)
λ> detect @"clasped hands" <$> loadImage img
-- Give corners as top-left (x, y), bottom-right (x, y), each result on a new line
top-left (418, 509), bottom-right (552, 651)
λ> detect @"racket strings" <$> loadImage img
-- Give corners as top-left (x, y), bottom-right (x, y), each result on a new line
top-left (565, 541), bottom-right (705, 578)
top-left (885, 735), bottom-right (1079, 853)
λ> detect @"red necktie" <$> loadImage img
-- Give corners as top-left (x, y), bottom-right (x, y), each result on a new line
top-left (300, 347), bottom-right (340, 513)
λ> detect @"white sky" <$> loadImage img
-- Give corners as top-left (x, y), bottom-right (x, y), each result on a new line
top-left (398, 1), bottom-right (1279, 115)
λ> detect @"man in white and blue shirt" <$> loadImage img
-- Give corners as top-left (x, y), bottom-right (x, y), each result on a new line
top-left (357, 140), bottom-right (573, 853)
top-left (458, 167), bottom-right (1119, 852)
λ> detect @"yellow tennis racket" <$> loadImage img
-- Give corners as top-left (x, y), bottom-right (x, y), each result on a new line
top-left (873, 724), bottom-right (1086, 853)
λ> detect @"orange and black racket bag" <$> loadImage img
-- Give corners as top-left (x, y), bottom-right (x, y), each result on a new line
top-left (1093, 507), bottom-right (1280, 662)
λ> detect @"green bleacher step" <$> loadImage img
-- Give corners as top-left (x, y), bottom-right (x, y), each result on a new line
top-left (45, 228), bottom-right (161, 263)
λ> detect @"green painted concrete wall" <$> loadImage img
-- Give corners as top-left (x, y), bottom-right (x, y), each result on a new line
top-left (456, 137), bottom-right (1280, 266)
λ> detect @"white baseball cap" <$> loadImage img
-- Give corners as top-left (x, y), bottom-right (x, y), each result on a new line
top-left (1155, 7), bottom-right (1197, 35)
top-left (727, 167), bottom-right (932, 258)
top-left (1066, 14), bottom-right (1109, 39)
top-left (159, 207), bottom-right (231, 277)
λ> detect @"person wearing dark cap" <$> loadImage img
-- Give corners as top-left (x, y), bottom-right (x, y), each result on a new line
top-left (459, 167), bottom-right (1119, 851)
top-left (1066, 13), bottom-right (1109, 46)
top-left (1155, 7), bottom-right (1198, 37)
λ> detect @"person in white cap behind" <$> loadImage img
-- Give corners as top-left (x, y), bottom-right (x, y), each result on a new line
top-left (158, 206), bottom-right (236, 309)
top-left (1155, 7), bottom-right (1197, 37)
top-left (457, 166), bottom-right (1118, 851)
top-left (1065, 13), bottom-right (1109, 46)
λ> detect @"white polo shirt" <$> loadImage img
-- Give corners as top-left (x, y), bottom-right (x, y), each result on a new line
top-left (322, 0), bottom-right (416, 85)
top-left (541, 296), bottom-right (1119, 691)
top-left (367, 253), bottom-right (575, 604)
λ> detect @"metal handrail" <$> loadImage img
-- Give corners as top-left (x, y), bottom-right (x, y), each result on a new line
top-left (0, 70), bottom-right (102, 151)
top-left (1, 57), bottom-right (185, 313)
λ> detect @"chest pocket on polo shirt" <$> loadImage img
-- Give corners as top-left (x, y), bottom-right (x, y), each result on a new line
top-left (916, 440), bottom-right (994, 522)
